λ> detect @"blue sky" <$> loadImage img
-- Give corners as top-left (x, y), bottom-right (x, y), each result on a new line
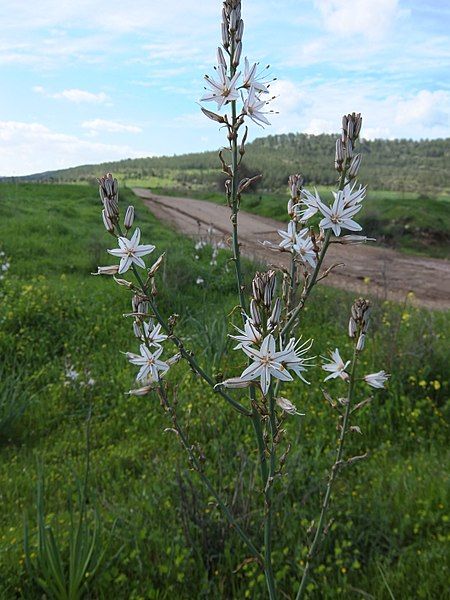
top-left (0, 0), bottom-right (449, 175)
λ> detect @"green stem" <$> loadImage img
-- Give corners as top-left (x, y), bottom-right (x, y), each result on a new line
top-left (158, 383), bottom-right (262, 564)
top-left (296, 343), bottom-right (360, 599)
top-left (263, 389), bottom-right (278, 600)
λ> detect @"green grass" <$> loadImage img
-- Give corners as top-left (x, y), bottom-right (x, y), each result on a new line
top-left (148, 184), bottom-right (450, 259)
top-left (0, 182), bottom-right (448, 599)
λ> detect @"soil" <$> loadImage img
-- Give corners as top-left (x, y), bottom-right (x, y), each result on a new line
top-left (133, 188), bottom-right (450, 311)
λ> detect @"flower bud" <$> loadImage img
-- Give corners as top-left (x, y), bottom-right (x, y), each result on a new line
top-left (232, 41), bottom-right (242, 67)
top-left (348, 316), bottom-right (357, 338)
top-left (356, 333), bottom-right (366, 351)
top-left (268, 297), bottom-right (281, 328)
top-left (348, 154), bottom-right (362, 179)
top-left (236, 19), bottom-right (244, 41)
top-left (124, 205), bottom-right (135, 229)
top-left (92, 264), bottom-right (119, 276)
top-left (133, 321), bottom-right (143, 338)
top-left (221, 22), bottom-right (229, 47)
top-left (250, 299), bottom-right (261, 326)
top-left (167, 353), bottom-right (182, 367)
top-left (215, 377), bottom-right (251, 389)
top-left (217, 46), bottom-right (227, 69)
top-left (102, 209), bottom-right (114, 233)
top-left (276, 396), bottom-right (303, 415)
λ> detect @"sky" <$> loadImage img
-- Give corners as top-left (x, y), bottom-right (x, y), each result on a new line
top-left (0, 0), bottom-right (449, 176)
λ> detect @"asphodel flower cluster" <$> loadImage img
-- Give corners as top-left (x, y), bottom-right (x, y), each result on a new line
top-left (219, 270), bottom-right (314, 411)
top-left (94, 174), bottom-right (180, 395)
top-left (200, 0), bottom-right (275, 128)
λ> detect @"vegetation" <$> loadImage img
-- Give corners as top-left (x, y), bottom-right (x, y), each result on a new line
top-left (7, 134), bottom-right (450, 196)
top-left (0, 183), bottom-right (448, 598)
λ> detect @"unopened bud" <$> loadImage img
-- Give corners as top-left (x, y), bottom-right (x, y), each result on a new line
top-left (229, 9), bottom-right (237, 31)
top-left (103, 199), bottom-right (116, 220)
top-left (221, 22), bottom-right (229, 47)
top-left (92, 264), bottom-right (119, 276)
top-left (348, 317), bottom-right (357, 338)
top-left (250, 299), bottom-right (261, 326)
top-left (133, 321), bottom-right (142, 338)
top-left (124, 205), bottom-right (135, 229)
top-left (148, 253), bottom-right (165, 277)
top-left (128, 386), bottom-right (152, 396)
top-left (348, 154), bottom-right (362, 179)
top-left (276, 396), bottom-right (303, 415)
top-left (201, 107), bottom-right (226, 124)
top-left (345, 139), bottom-right (353, 160)
top-left (215, 377), bottom-right (251, 389)
top-left (335, 138), bottom-right (344, 166)
top-left (232, 41), bottom-right (242, 67)
top-left (356, 334), bottom-right (366, 351)
top-left (102, 209), bottom-right (114, 233)
top-left (236, 19), bottom-right (244, 41)
top-left (167, 353), bottom-right (182, 367)
top-left (268, 297), bottom-right (282, 327)
top-left (217, 46), bottom-right (227, 69)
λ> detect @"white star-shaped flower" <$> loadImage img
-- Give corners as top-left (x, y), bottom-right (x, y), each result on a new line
top-left (143, 322), bottom-right (168, 347)
top-left (322, 348), bottom-right (350, 382)
top-left (292, 231), bottom-right (317, 268)
top-left (364, 371), bottom-right (390, 389)
top-left (239, 334), bottom-right (294, 395)
top-left (281, 337), bottom-right (314, 384)
top-left (201, 66), bottom-right (241, 109)
top-left (126, 344), bottom-right (169, 382)
top-left (243, 86), bottom-right (271, 126)
top-left (335, 182), bottom-right (366, 209)
top-left (242, 58), bottom-right (270, 93)
top-left (318, 195), bottom-right (362, 237)
top-left (278, 221), bottom-right (300, 250)
top-left (296, 188), bottom-right (322, 222)
top-left (108, 228), bottom-right (155, 274)
top-left (229, 318), bottom-right (262, 349)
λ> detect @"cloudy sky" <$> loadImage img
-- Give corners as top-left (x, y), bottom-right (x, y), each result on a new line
top-left (1, 0), bottom-right (449, 175)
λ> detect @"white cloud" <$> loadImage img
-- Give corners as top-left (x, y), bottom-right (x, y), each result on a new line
top-left (314, 0), bottom-right (407, 40)
top-left (81, 119), bottom-right (142, 133)
top-left (33, 86), bottom-right (109, 103)
top-left (0, 121), bottom-right (151, 176)
top-left (269, 79), bottom-right (450, 140)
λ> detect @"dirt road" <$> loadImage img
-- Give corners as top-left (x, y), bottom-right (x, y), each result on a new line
top-left (133, 188), bottom-right (450, 311)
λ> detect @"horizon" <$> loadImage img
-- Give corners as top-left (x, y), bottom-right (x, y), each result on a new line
top-left (1, 0), bottom-right (449, 176)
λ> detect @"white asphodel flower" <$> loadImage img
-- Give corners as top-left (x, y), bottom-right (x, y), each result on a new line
top-left (229, 318), bottom-right (262, 349)
top-left (201, 66), bottom-right (241, 109)
top-left (292, 231), bottom-right (317, 268)
top-left (242, 58), bottom-right (270, 93)
top-left (337, 182), bottom-right (366, 208)
top-left (322, 348), bottom-right (350, 382)
top-left (126, 344), bottom-right (169, 382)
top-left (364, 370), bottom-right (390, 389)
top-left (296, 188), bottom-right (322, 222)
top-left (278, 221), bottom-right (300, 251)
top-left (143, 322), bottom-right (168, 347)
top-left (318, 195), bottom-right (362, 237)
top-left (108, 228), bottom-right (155, 274)
top-left (239, 334), bottom-right (297, 395)
top-left (282, 337), bottom-right (314, 384)
top-left (243, 86), bottom-right (271, 126)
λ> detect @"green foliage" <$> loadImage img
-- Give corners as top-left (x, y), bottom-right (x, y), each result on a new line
top-left (0, 183), bottom-right (448, 598)
top-left (10, 133), bottom-right (450, 195)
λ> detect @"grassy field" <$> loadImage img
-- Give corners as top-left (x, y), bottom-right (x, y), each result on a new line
top-left (0, 182), bottom-right (448, 599)
top-left (146, 184), bottom-right (450, 260)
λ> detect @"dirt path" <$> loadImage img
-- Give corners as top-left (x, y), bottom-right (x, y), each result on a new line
top-left (133, 188), bottom-right (450, 311)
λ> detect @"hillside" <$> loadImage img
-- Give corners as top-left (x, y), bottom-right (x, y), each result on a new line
top-left (9, 133), bottom-right (450, 195)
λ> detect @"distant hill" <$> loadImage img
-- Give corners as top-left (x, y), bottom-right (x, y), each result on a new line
top-left (6, 133), bottom-right (450, 194)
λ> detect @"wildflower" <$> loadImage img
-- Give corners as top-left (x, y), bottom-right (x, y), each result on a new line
top-left (334, 182), bottom-right (366, 209)
top-left (293, 231), bottom-right (317, 268)
top-left (242, 58), bottom-right (270, 93)
top-left (229, 318), bottom-right (262, 349)
top-left (92, 265), bottom-right (120, 276)
top-left (297, 188), bottom-right (322, 222)
top-left (364, 371), bottom-right (390, 389)
top-left (282, 337), bottom-right (314, 384)
top-left (318, 194), bottom-right (362, 237)
top-left (239, 333), bottom-right (307, 395)
top-left (126, 344), bottom-right (169, 382)
top-left (143, 322), bottom-right (168, 347)
top-left (276, 396), bottom-right (304, 416)
top-left (107, 228), bottom-right (155, 274)
top-left (322, 348), bottom-right (350, 382)
top-left (201, 66), bottom-right (241, 109)
top-left (278, 221), bottom-right (298, 250)
top-left (243, 86), bottom-right (271, 126)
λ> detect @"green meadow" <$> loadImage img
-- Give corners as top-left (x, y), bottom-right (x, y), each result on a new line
top-left (0, 183), bottom-right (448, 598)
